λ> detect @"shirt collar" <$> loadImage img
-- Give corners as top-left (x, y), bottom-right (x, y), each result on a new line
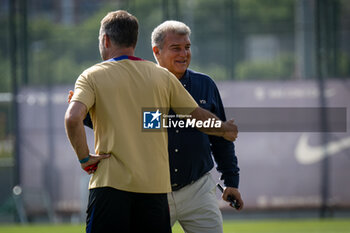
top-left (179, 69), bottom-right (190, 85)
top-left (105, 55), bottom-right (143, 62)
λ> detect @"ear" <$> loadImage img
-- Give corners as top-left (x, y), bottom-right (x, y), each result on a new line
top-left (152, 46), bottom-right (161, 64)
top-left (153, 46), bottom-right (160, 56)
top-left (104, 34), bottom-right (110, 48)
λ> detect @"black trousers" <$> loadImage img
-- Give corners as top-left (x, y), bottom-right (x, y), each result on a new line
top-left (86, 187), bottom-right (172, 233)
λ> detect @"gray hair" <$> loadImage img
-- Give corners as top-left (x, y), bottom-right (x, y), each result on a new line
top-left (151, 20), bottom-right (191, 49)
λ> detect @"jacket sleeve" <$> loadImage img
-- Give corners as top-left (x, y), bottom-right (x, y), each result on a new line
top-left (209, 84), bottom-right (240, 188)
top-left (83, 113), bottom-right (93, 129)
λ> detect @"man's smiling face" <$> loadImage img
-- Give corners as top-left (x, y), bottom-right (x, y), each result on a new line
top-left (154, 32), bottom-right (191, 79)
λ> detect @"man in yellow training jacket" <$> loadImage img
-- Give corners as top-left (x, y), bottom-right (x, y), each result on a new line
top-left (64, 10), bottom-right (238, 233)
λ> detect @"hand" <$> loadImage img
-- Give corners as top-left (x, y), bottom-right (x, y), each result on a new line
top-left (222, 187), bottom-right (244, 211)
top-left (67, 90), bottom-right (74, 103)
top-left (222, 119), bottom-right (238, 141)
top-left (80, 153), bottom-right (111, 174)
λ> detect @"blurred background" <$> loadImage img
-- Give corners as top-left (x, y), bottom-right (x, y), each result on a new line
top-left (0, 0), bottom-right (349, 224)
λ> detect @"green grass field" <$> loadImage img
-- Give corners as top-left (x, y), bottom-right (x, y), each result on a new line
top-left (0, 218), bottom-right (349, 233)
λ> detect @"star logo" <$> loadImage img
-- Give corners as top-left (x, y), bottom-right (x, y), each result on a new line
top-left (143, 109), bottom-right (162, 129)
top-left (151, 109), bottom-right (162, 122)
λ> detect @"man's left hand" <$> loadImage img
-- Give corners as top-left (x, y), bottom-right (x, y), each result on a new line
top-left (81, 153), bottom-right (111, 174)
top-left (222, 187), bottom-right (244, 211)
